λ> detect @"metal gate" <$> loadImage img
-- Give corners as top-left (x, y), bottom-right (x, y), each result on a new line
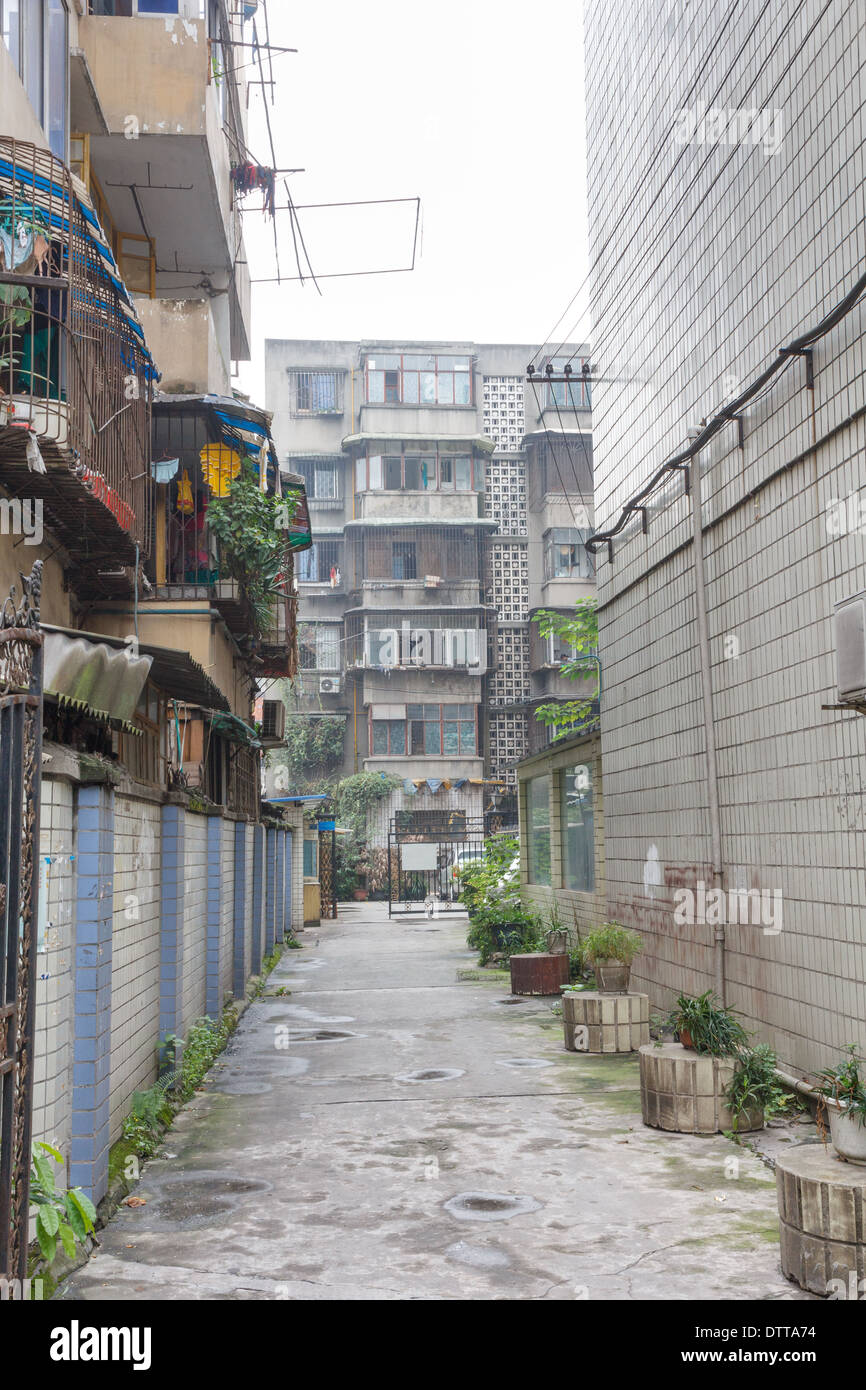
top-left (387, 813), bottom-right (485, 916)
top-left (0, 563), bottom-right (44, 1280)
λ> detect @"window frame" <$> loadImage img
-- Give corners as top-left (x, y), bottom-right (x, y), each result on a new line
top-left (364, 352), bottom-right (473, 407)
top-left (526, 775), bottom-right (552, 885)
top-left (354, 448), bottom-right (480, 493)
top-left (370, 703), bottom-right (477, 758)
top-left (560, 764), bottom-right (595, 893)
top-left (289, 369), bottom-right (344, 418)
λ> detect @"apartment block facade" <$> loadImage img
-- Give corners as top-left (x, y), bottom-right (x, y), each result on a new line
top-left (265, 339), bottom-right (593, 842)
top-left (584, 0), bottom-right (865, 1077)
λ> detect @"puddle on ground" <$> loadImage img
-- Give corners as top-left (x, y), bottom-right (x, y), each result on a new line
top-left (445, 1240), bottom-right (512, 1269)
top-left (443, 1191), bottom-right (543, 1222)
top-left (287, 1029), bottom-right (359, 1043)
top-left (278, 1006), bottom-right (355, 1024)
top-left (150, 1175), bottom-right (270, 1224)
top-left (395, 1068), bottom-right (465, 1083)
top-left (496, 998), bottom-right (526, 1006)
top-left (495, 1058), bottom-right (554, 1069)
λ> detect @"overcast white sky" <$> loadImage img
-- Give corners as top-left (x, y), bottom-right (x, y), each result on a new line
top-left (235, 0), bottom-right (589, 404)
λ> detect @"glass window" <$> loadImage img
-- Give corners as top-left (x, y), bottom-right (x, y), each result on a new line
top-left (403, 456), bottom-right (421, 489)
top-left (545, 528), bottom-right (595, 580)
top-left (527, 776), bottom-right (551, 885)
top-left (561, 765), bottom-right (594, 892)
top-left (368, 455), bottom-right (383, 489)
top-left (355, 458), bottom-right (366, 492)
top-left (455, 457), bottom-right (471, 490)
top-left (138, 1), bottom-right (180, 11)
top-left (420, 371), bottom-right (436, 403)
top-left (455, 372), bottom-right (471, 404)
top-left (392, 541), bottom-right (416, 580)
top-left (384, 456), bottom-right (402, 489)
top-left (367, 370), bottom-right (385, 403)
top-left (316, 626), bottom-right (340, 670)
top-left (439, 457), bottom-right (454, 489)
top-left (46, 0), bottom-right (67, 160)
top-left (424, 721), bottom-right (441, 754)
top-left (303, 839), bottom-right (318, 878)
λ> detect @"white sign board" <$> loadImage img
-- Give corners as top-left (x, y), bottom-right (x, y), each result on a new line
top-left (401, 844), bottom-right (439, 871)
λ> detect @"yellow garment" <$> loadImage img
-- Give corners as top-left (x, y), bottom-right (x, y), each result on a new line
top-left (176, 468), bottom-right (194, 515)
top-left (200, 443), bottom-right (242, 497)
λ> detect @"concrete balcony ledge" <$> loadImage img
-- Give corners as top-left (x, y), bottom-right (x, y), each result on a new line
top-left (356, 491), bottom-right (482, 523)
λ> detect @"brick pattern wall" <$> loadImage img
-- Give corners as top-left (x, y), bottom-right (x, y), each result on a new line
top-left (181, 811), bottom-right (208, 1034)
top-left (585, 0), bottom-right (866, 1074)
top-left (32, 778), bottom-right (75, 1169)
top-left (109, 796), bottom-right (161, 1143)
top-left (219, 818), bottom-right (235, 1005)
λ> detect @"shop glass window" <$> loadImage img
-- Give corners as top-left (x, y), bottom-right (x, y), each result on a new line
top-left (561, 764), bottom-right (594, 892)
top-left (527, 775), bottom-right (551, 884)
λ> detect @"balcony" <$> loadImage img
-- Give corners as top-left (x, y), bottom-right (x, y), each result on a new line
top-left (355, 490), bottom-right (482, 524)
top-left (76, 12), bottom-right (249, 367)
top-left (0, 138), bottom-right (153, 586)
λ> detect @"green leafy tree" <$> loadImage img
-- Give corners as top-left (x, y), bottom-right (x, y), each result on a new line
top-left (532, 597), bottom-right (599, 733)
top-left (206, 465), bottom-right (299, 635)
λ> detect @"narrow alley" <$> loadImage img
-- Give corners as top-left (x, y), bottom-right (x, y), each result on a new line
top-left (59, 907), bottom-right (801, 1302)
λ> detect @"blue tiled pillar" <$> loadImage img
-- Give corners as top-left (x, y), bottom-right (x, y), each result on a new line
top-left (159, 804), bottom-right (185, 1040)
top-left (275, 829), bottom-right (286, 942)
top-left (265, 826), bottom-right (277, 955)
top-left (251, 824), bottom-right (264, 974)
top-left (285, 831), bottom-right (293, 938)
top-left (205, 814), bottom-right (223, 1016)
top-left (233, 821), bottom-right (247, 997)
top-left (70, 784), bottom-right (114, 1204)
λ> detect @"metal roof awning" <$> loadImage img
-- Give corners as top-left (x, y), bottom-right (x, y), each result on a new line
top-left (43, 628), bottom-right (152, 726)
top-left (42, 625), bottom-right (231, 712)
top-left (342, 432), bottom-right (496, 455)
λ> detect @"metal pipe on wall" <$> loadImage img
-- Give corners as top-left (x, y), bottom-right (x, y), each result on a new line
top-left (689, 451), bottom-right (726, 1002)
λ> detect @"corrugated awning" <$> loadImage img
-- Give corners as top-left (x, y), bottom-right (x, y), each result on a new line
top-left (42, 625), bottom-right (231, 712)
top-left (43, 629), bottom-right (152, 724)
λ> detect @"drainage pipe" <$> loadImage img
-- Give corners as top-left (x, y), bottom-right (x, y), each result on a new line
top-left (690, 451), bottom-right (726, 1002)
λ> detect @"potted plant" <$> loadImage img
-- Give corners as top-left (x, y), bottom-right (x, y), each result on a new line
top-left (725, 1043), bottom-right (783, 1133)
top-left (669, 990), bottom-right (749, 1054)
top-left (583, 922), bottom-right (643, 993)
top-left (817, 1044), bottom-right (866, 1164)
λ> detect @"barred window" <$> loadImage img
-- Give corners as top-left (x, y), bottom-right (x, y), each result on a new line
top-left (289, 370), bottom-right (343, 416)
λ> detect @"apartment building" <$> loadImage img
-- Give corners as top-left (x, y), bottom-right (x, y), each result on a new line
top-left (584, 0), bottom-right (865, 1077)
top-left (0, 1), bottom-right (308, 1233)
top-left (265, 338), bottom-right (593, 845)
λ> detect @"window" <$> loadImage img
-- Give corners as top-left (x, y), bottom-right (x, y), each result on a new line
top-left (544, 528), bottom-right (595, 581)
top-left (365, 353), bottom-right (473, 407)
top-left (526, 776), bottom-right (551, 884)
top-left (290, 370), bottom-right (343, 416)
top-left (354, 450), bottom-right (478, 491)
top-left (408, 704), bottom-right (476, 756)
top-left (2, 1), bottom-right (69, 160)
top-left (298, 540), bottom-right (342, 584)
top-left (561, 764), bottom-right (594, 892)
top-left (295, 459), bottom-right (342, 502)
top-left (392, 541), bottom-right (416, 580)
top-left (370, 718), bottom-right (406, 756)
top-left (543, 356), bottom-right (592, 410)
top-left (299, 624), bottom-right (341, 671)
top-left (529, 435), bottom-right (593, 505)
top-left (303, 839), bottom-right (318, 878)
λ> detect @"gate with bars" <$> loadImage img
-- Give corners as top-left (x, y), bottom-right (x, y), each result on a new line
top-left (0, 563), bottom-right (44, 1280)
top-left (387, 811), bottom-right (486, 916)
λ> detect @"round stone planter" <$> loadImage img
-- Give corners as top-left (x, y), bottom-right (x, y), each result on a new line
top-left (509, 952), bottom-right (570, 996)
top-left (777, 1142), bottom-right (866, 1295)
top-left (562, 990), bottom-right (649, 1054)
top-left (639, 1042), bottom-right (764, 1135)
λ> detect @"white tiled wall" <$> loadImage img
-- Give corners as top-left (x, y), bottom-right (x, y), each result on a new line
top-left (585, 0), bottom-right (866, 1075)
top-left (32, 778), bottom-right (75, 1170)
top-left (219, 818), bottom-right (235, 1005)
top-left (109, 796), bottom-right (161, 1143)
top-left (181, 811), bottom-right (208, 1035)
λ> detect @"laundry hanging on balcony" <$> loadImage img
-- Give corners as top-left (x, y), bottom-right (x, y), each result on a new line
top-left (200, 442), bottom-right (242, 497)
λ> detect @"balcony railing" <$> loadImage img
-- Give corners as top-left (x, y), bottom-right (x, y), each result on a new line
top-left (0, 137), bottom-right (154, 576)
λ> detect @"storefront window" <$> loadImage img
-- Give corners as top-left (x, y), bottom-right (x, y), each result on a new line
top-left (561, 764), bottom-right (594, 892)
top-left (527, 776), bottom-right (551, 885)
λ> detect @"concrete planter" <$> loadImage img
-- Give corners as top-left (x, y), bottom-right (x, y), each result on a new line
top-left (829, 1109), bottom-right (866, 1165)
top-left (510, 952), bottom-right (569, 996)
top-left (593, 961), bottom-right (631, 993)
top-left (639, 1042), bottom-right (764, 1135)
top-left (777, 1142), bottom-right (866, 1295)
top-left (562, 990), bottom-right (649, 1054)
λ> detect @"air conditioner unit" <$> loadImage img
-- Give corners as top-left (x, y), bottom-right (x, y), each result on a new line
top-left (319, 675), bottom-right (341, 695)
top-left (259, 700), bottom-right (285, 742)
top-left (835, 590), bottom-right (866, 702)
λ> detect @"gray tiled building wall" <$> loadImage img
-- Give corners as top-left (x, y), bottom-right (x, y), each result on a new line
top-left (585, 0), bottom-right (866, 1075)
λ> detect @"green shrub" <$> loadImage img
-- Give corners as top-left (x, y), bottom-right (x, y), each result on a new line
top-left (670, 990), bottom-right (749, 1056)
top-left (583, 922), bottom-right (643, 965)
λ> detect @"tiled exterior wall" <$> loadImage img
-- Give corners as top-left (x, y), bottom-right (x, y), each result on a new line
top-left (181, 811), bottom-right (208, 1036)
top-left (585, 0), bottom-right (866, 1074)
top-left (220, 818), bottom-right (235, 1005)
top-left (243, 823), bottom-right (254, 978)
top-left (519, 735), bottom-right (607, 938)
top-left (32, 779), bottom-right (75, 1170)
top-left (109, 796), bottom-right (161, 1144)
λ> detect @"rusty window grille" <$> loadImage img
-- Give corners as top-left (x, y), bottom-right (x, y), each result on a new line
top-left (289, 370), bottom-right (343, 417)
top-left (226, 742), bottom-right (259, 820)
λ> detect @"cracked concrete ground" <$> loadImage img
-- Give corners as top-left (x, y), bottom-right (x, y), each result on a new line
top-left (58, 904), bottom-right (811, 1301)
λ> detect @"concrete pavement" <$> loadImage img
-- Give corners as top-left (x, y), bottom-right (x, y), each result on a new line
top-left (58, 903), bottom-right (807, 1301)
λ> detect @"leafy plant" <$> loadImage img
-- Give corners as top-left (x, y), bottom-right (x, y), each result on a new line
top-left (817, 1044), bottom-right (866, 1128)
top-left (670, 990), bottom-right (750, 1056)
top-left (29, 1143), bottom-right (97, 1265)
top-left (532, 598), bottom-right (599, 732)
top-left (725, 1043), bottom-right (788, 1130)
top-left (583, 922), bottom-right (642, 965)
top-left (460, 835), bottom-right (543, 964)
top-left (206, 465), bottom-right (300, 636)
